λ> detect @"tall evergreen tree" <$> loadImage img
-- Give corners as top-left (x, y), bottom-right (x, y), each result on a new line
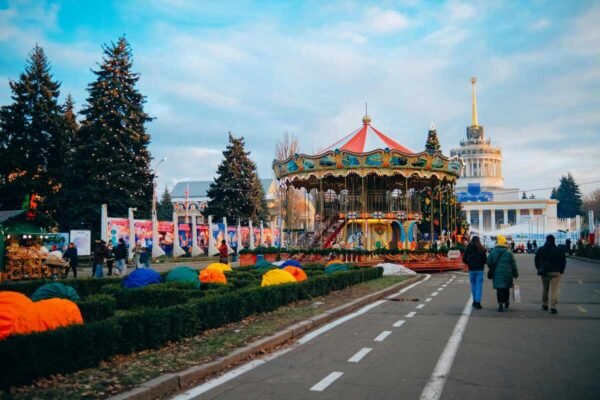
top-left (157, 186), bottom-right (174, 221)
top-left (0, 45), bottom-right (66, 221)
top-left (550, 188), bottom-right (557, 199)
top-left (522, 191), bottom-right (527, 199)
top-left (555, 173), bottom-right (583, 218)
top-left (424, 125), bottom-right (441, 155)
top-left (65, 37), bottom-right (153, 233)
top-left (204, 133), bottom-right (268, 225)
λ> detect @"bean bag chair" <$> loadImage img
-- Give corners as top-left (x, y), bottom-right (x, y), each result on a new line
top-left (11, 298), bottom-right (83, 336)
top-left (283, 266), bottom-right (307, 282)
top-left (280, 259), bottom-right (302, 269)
top-left (123, 268), bottom-right (163, 289)
top-left (0, 292), bottom-right (32, 340)
top-left (324, 263), bottom-right (349, 274)
top-left (166, 266), bottom-right (201, 288)
top-left (261, 269), bottom-right (297, 287)
top-left (31, 282), bottom-right (80, 302)
top-left (200, 268), bottom-right (227, 284)
top-left (326, 259), bottom-right (344, 266)
top-left (206, 263), bottom-right (232, 273)
top-left (255, 260), bottom-right (276, 270)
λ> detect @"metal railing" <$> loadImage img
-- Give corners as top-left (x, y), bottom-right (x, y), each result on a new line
top-left (333, 191), bottom-right (421, 214)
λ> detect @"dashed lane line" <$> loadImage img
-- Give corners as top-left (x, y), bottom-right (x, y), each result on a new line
top-left (310, 372), bottom-right (344, 392)
top-left (425, 298), bottom-right (432, 302)
top-left (393, 320), bottom-right (406, 328)
top-left (348, 348), bottom-right (372, 363)
top-left (406, 311), bottom-right (417, 318)
top-left (578, 305), bottom-right (587, 313)
top-left (374, 331), bottom-right (392, 342)
top-left (431, 292), bottom-right (439, 297)
top-left (416, 304), bottom-right (425, 309)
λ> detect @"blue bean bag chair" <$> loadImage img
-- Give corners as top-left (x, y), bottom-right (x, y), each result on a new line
top-left (123, 268), bottom-right (162, 289)
top-left (166, 266), bottom-right (201, 289)
top-left (31, 283), bottom-right (80, 302)
top-left (324, 263), bottom-right (349, 274)
top-left (280, 259), bottom-right (302, 269)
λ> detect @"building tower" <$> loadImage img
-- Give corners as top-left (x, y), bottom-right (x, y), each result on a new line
top-left (450, 77), bottom-right (504, 196)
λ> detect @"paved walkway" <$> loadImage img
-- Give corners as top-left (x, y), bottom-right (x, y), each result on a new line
top-left (170, 255), bottom-right (600, 400)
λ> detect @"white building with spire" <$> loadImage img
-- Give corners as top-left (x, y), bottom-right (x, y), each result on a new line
top-left (450, 77), bottom-right (574, 243)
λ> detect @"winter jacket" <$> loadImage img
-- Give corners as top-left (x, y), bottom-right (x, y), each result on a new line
top-left (535, 242), bottom-right (566, 274)
top-left (93, 243), bottom-right (107, 264)
top-left (64, 247), bottom-right (78, 268)
top-left (462, 245), bottom-right (487, 271)
top-left (114, 243), bottom-right (127, 260)
top-left (487, 245), bottom-right (518, 289)
top-left (219, 244), bottom-right (228, 258)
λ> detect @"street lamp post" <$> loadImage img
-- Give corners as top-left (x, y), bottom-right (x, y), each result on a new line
top-left (152, 158), bottom-right (167, 217)
top-left (152, 158), bottom-right (167, 259)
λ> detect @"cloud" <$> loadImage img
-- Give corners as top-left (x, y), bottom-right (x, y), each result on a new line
top-left (531, 18), bottom-right (551, 30)
top-left (153, 145), bottom-right (223, 191)
top-left (445, 1), bottom-right (476, 20)
top-left (364, 7), bottom-right (410, 34)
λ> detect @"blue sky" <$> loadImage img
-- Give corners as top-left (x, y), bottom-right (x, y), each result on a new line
top-left (1, 0), bottom-right (599, 197)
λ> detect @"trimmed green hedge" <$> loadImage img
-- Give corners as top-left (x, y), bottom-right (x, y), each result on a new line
top-left (0, 276), bottom-right (123, 297)
top-left (76, 294), bottom-right (117, 322)
top-left (0, 267), bottom-right (382, 389)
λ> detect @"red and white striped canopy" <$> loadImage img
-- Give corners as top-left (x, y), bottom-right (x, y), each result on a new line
top-left (320, 116), bottom-right (414, 154)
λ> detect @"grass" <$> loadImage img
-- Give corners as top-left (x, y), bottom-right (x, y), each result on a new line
top-left (3, 275), bottom-right (412, 400)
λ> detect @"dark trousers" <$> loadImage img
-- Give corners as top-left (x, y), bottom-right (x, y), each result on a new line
top-left (496, 288), bottom-right (510, 304)
top-left (107, 260), bottom-right (114, 275)
top-left (69, 263), bottom-right (77, 278)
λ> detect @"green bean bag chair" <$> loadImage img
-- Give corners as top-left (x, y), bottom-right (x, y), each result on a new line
top-left (324, 263), bottom-right (349, 274)
top-left (165, 266), bottom-right (201, 289)
top-left (254, 260), bottom-right (276, 270)
top-left (31, 283), bottom-right (80, 302)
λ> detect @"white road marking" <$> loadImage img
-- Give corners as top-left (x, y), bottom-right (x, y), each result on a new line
top-left (393, 319), bottom-right (406, 328)
top-left (431, 292), bottom-right (439, 296)
top-left (578, 280), bottom-right (583, 284)
top-left (425, 298), bottom-right (432, 302)
top-left (437, 288), bottom-right (444, 292)
top-left (386, 274), bottom-right (432, 300)
top-left (348, 347), bottom-right (372, 363)
top-left (419, 297), bottom-right (473, 400)
top-left (406, 311), bottom-right (417, 318)
top-left (374, 330), bottom-right (392, 342)
top-left (416, 304), bottom-right (425, 309)
top-left (578, 306), bottom-right (587, 313)
top-left (310, 371), bottom-right (344, 392)
top-left (595, 289), bottom-right (600, 294)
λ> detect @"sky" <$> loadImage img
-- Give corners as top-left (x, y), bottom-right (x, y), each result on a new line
top-left (0, 0), bottom-right (599, 197)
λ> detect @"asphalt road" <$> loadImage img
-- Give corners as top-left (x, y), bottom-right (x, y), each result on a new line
top-left (171, 255), bottom-right (600, 400)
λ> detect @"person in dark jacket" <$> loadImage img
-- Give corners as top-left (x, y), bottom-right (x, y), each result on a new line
top-left (63, 242), bottom-right (78, 278)
top-left (114, 238), bottom-right (128, 276)
top-left (106, 241), bottom-right (115, 276)
top-left (462, 236), bottom-right (487, 309)
top-left (487, 235), bottom-right (519, 312)
top-left (219, 240), bottom-right (229, 264)
top-left (565, 238), bottom-right (572, 256)
top-left (535, 234), bottom-right (566, 314)
top-left (93, 240), bottom-right (108, 278)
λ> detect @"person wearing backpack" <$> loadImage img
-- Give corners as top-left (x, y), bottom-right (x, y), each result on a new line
top-left (462, 236), bottom-right (487, 309)
top-left (535, 234), bottom-right (566, 314)
top-left (487, 235), bottom-right (519, 312)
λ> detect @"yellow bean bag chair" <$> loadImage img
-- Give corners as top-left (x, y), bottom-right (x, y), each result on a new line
top-left (261, 269), bottom-right (297, 287)
top-left (200, 268), bottom-right (227, 284)
top-left (326, 259), bottom-right (344, 266)
top-left (283, 266), bottom-right (308, 282)
top-left (11, 298), bottom-right (83, 336)
top-left (206, 262), bottom-right (232, 272)
top-left (0, 291), bottom-right (33, 340)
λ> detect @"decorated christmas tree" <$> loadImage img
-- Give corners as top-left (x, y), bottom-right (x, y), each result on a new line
top-left (424, 124), bottom-right (441, 155)
top-left (204, 133), bottom-right (268, 225)
top-left (0, 45), bottom-right (66, 223)
top-left (65, 36), bottom-right (153, 232)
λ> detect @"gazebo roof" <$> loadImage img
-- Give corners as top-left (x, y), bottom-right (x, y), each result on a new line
top-left (320, 115), bottom-right (414, 154)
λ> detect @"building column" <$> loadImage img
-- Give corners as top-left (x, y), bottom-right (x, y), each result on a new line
top-left (478, 209), bottom-right (483, 233)
top-left (491, 209), bottom-right (496, 231)
top-left (504, 209), bottom-right (509, 226)
top-left (516, 209), bottom-right (521, 225)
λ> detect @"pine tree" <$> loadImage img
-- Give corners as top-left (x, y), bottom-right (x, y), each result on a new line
top-left (65, 37), bottom-right (153, 233)
top-left (425, 125), bottom-right (441, 155)
top-left (204, 133), bottom-right (268, 225)
top-left (0, 45), bottom-right (66, 221)
top-left (555, 173), bottom-right (583, 218)
top-left (522, 191), bottom-right (527, 199)
top-left (157, 186), bottom-right (174, 221)
top-left (550, 188), bottom-right (557, 199)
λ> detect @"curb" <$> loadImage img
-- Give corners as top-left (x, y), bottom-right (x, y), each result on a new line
top-left (567, 255), bottom-right (600, 265)
top-left (109, 274), bottom-right (425, 400)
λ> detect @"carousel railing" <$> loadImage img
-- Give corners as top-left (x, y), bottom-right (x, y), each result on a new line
top-left (336, 191), bottom-right (421, 214)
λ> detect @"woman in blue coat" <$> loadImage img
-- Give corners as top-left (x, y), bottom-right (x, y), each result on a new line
top-left (487, 235), bottom-right (519, 312)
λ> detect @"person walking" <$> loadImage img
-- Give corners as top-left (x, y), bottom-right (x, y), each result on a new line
top-left (565, 238), bottom-right (572, 256)
top-left (463, 236), bottom-right (487, 309)
top-left (532, 240), bottom-right (538, 252)
top-left (106, 241), bottom-right (115, 276)
top-left (219, 240), bottom-right (229, 264)
top-left (114, 238), bottom-right (128, 276)
top-left (93, 240), bottom-right (107, 278)
top-left (487, 235), bottom-right (519, 312)
top-left (535, 234), bottom-right (567, 314)
top-left (527, 240), bottom-right (533, 254)
top-left (63, 242), bottom-right (78, 278)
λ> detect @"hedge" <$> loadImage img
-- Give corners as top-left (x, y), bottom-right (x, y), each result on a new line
top-left (0, 276), bottom-right (123, 297)
top-left (76, 294), bottom-right (117, 322)
top-left (0, 267), bottom-right (382, 389)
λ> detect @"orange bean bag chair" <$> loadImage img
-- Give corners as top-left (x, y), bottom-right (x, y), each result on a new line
top-left (199, 268), bottom-right (227, 284)
top-left (10, 298), bottom-right (83, 336)
top-left (283, 266), bottom-right (308, 282)
top-left (0, 291), bottom-right (33, 340)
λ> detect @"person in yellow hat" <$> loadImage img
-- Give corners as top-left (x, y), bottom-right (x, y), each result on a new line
top-left (487, 235), bottom-right (519, 312)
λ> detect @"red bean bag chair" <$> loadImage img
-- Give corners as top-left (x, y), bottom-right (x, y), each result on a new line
top-left (199, 268), bottom-right (227, 284)
top-left (0, 291), bottom-right (32, 340)
top-left (283, 266), bottom-right (308, 282)
top-left (10, 298), bottom-right (83, 336)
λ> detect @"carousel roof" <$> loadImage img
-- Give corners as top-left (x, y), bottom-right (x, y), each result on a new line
top-left (320, 115), bottom-right (414, 154)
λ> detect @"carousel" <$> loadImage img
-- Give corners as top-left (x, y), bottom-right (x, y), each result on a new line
top-left (273, 115), bottom-right (465, 261)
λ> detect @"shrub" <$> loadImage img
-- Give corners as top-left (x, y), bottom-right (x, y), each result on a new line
top-left (76, 295), bottom-right (116, 322)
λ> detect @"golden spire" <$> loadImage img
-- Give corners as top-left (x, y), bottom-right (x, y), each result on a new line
top-left (470, 76), bottom-right (478, 126)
